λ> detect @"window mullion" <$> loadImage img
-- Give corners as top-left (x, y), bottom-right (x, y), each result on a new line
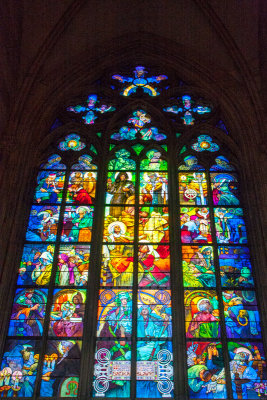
top-left (169, 136), bottom-right (188, 400)
top-left (80, 145), bottom-right (110, 399)
top-left (206, 169), bottom-right (234, 400)
top-left (130, 156), bottom-right (141, 399)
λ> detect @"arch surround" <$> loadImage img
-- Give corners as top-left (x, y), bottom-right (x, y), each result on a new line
top-left (0, 40), bottom-right (266, 400)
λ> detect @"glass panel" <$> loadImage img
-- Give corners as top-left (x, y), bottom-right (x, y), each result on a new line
top-left (184, 290), bottom-right (220, 338)
top-left (140, 127), bottom-right (166, 141)
top-left (100, 245), bottom-right (134, 287)
top-left (182, 245), bottom-right (215, 288)
top-left (17, 244), bottom-right (55, 286)
top-left (132, 143), bottom-right (144, 155)
top-left (49, 289), bottom-right (86, 337)
top-left (137, 290), bottom-right (172, 338)
top-left (211, 173), bottom-right (240, 206)
top-left (67, 95), bottom-right (115, 124)
top-left (139, 206), bottom-right (169, 243)
top-left (66, 171), bottom-right (97, 204)
top-left (26, 206), bottom-right (60, 242)
top-left (223, 290), bottom-right (261, 339)
top-left (163, 95), bottom-right (212, 125)
top-left (179, 172), bottom-right (208, 206)
top-left (192, 135), bottom-right (219, 152)
top-left (112, 66), bottom-right (168, 97)
top-left (93, 340), bottom-right (131, 397)
top-left (110, 108), bottom-right (168, 141)
top-left (34, 171), bottom-right (65, 204)
top-left (40, 155), bottom-right (66, 170)
top-left (108, 149), bottom-right (136, 170)
top-left (180, 207), bottom-right (212, 244)
top-left (71, 155), bottom-right (97, 170)
top-left (8, 289), bottom-right (48, 336)
top-left (178, 155), bottom-right (204, 171)
top-left (187, 341), bottom-right (227, 399)
top-left (97, 289), bottom-right (132, 338)
top-left (210, 156), bottom-right (235, 172)
top-left (140, 172), bottom-right (168, 204)
top-left (136, 340), bottom-right (173, 398)
top-left (90, 144), bottom-right (97, 154)
top-left (0, 339), bottom-right (41, 397)
top-left (106, 171), bottom-right (136, 205)
top-left (214, 208), bottom-right (247, 244)
top-left (228, 342), bottom-right (267, 399)
top-left (55, 245), bottom-right (90, 287)
top-left (104, 206), bottom-right (135, 240)
top-left (61, 206), bottom-right (94, 242)
top-left (138, 244), bottom-right (170, 288)
top-left (58, 134), bottom-right (85, 152)
top-left (140, 150), bottom-right (167, 171)
top-left (40, 340), bottom-right (82, 397)
top-left (218, 246), bottom-right (254, 288)
top-left (111, 126), bottom-right (137, 141)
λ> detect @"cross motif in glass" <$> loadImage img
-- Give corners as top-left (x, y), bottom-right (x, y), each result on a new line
top-left (67, 94), bottom-right (115, 125)
top-left (163, 95), bottom-right (211, 125)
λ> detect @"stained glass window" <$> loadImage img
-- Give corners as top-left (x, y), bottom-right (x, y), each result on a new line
top-left (93, 145), bottom-right (173, 398)
top-left (0, 141), bottom-right (98, 397)
top-left (1, 66), bottom-right (266, 400)
top-left (178, 141), bottom-right (267, 399)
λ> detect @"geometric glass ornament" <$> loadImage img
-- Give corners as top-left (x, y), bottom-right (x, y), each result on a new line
top-left (164, 95), bottom-right (212, 125)
top-left (67, 94), bottom-right (115, 125)
top-left (191, 135), bottom-right (219, 152)
top-left (58, 134), bottom-right (86, 151)
top-left (132, 144), bottom-right (144, 155)
top-left (90, 145), bottom-right (97, 154)
top-left (40, 154), bottom-right (66, 170)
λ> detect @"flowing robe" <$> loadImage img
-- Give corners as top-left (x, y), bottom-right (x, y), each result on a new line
top-left (107, 179), bottom-right (135, 218)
